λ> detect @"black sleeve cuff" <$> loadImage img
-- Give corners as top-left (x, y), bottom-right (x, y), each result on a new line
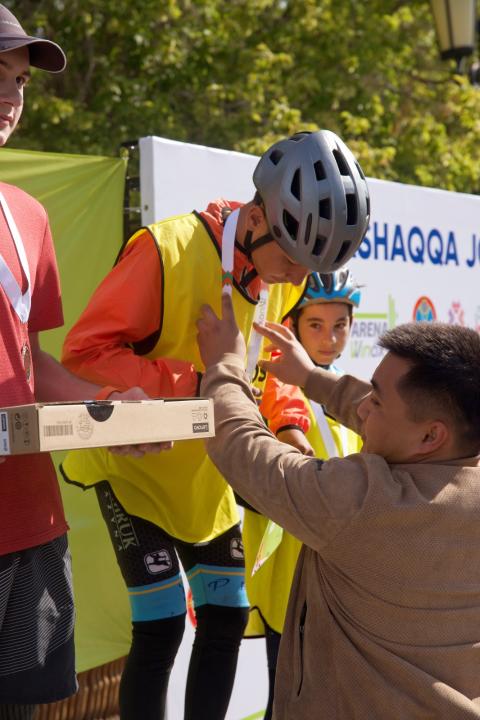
top-left (275, 424), bottom-right (305, 436)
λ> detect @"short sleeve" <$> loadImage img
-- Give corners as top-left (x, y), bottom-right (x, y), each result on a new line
top-left (28, 217), bottom-right (63, 332)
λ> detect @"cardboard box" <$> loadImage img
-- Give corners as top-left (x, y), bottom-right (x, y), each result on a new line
top-left (0, 397), bottom-right (214, 455)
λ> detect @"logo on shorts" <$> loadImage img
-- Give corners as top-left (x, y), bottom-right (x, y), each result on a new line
top-left (144, 550), bottom-right (173, 574)
top-left (208, 578), bottom-right (230, 592)
top-left (105, 489), bottom-right (139, 551)
top-left (230, 538), bottom-right (244, 560)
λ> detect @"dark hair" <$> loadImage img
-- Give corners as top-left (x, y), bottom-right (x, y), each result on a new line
top-left (379, 322), bottom-right (480, 453)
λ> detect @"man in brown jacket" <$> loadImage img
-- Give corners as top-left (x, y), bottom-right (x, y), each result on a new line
top-left (196, 293), bottom-right (480, 720)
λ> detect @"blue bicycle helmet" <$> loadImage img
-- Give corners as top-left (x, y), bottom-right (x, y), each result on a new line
top-left (298, 269), bottom-right (362, 309)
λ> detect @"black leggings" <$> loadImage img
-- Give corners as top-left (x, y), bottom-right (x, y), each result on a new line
top-left (95, 481), bottom-right (249, 719)
top-left (264, 625), bottom-right (281, 720)
top-left (119, 614), bottom-right (183, 719)
top-left (119, 606), bottom-right (249, 720)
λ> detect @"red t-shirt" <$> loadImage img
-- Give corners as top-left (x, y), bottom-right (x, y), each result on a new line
top-left (0, 182), bottom-right (67, 554)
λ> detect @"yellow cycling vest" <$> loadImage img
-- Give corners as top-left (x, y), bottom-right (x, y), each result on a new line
top-left (244, 396), bottom-right (362, 635)
top-left (63, 211), bottom-right (304, 543)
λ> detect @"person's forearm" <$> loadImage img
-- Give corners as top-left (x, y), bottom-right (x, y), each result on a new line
top-left (201, 355), bottom-right (366, 551)
top-left (62, 344), bottom-right (200, 398)
top-left (203, 354), bottom-right (300, 517)
top-left (31, 345), bottom-right (176, 455)
top-left (202, 355), bottom-right (328, 548)
top-left (32, 348), bottom-right (104, 402)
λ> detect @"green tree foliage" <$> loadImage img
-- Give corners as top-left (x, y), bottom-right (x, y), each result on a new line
top-left (8, 0), bottom-right (480, 192)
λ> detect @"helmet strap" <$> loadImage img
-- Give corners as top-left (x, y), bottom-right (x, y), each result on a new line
top-left (243, 230), bottom-right (275, 261)
top-left (237, 229), bottom-right (276, 289)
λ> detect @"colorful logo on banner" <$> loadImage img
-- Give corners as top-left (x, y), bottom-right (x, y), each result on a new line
top-left (413, 296), bottom-right (437, 322)
top-left (448, 301), bottom-right (465, 326)
top-left (349, 294), bottom-right (397, 360)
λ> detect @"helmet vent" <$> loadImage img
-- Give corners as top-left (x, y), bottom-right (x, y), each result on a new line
top-left (321, 273), bottom-right (334, 293)
top-left (269, 149), bottom-right (284, 166)
top-left (304, 213), bottom-right (312, 245)
top-left (334, 241), bottom-right (351, 265)
top-left (346, 194), bottom-right (357, 225)
top-left (314, 160), bottom-right (326, 181)
top-left (366, 194), bottom-right (371, 216)
top-left (312, 235), bottom-right (327, 257)
top-left (307, 274), bottom-right (319, 291)
top-left (319, 198), bottom-right (331, 220)
top-left (283, 210), bottom-right (299, 240)
top-left (291, 169), bottom-right (301, 200)
top-left (333, 149), bottom-right (349, 176)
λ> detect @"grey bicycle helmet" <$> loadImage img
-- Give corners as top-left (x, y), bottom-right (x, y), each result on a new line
top-left (253, 130), bottom-right (370, 273)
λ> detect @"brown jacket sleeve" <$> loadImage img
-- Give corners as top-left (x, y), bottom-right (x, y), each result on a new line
top-left (304, 367), bottom-right (372, 434)
top-left (202, 354), bottom-right (370, 552)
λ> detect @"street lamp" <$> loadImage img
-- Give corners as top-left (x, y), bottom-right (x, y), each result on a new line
top-left (430, 0), bottom-right (477, 73)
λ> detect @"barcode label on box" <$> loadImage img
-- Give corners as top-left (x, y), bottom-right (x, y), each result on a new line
top-left (43, 422), bottom-right (74, 438)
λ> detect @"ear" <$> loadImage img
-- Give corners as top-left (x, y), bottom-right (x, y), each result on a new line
top-left (418, 420), bottom-right (449, 455)
top-left (245, 204), bottom-right (268, 232)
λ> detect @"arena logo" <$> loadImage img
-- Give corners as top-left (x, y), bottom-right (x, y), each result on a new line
top-left (413, 296), bottom-right (437, 322)
top-left (349, 295), bottom-right (397, 359)
top-left (357, 222), bottom-right (468, 266)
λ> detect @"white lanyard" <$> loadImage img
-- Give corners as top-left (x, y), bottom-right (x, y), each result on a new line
top-left (310, 400), bottom-right (349, 458)
top-left (0, 192), bottom-right (31, 323)
top-left (222, 209), bottom-right (269, 380)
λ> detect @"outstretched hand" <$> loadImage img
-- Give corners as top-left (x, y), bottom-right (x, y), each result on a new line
top-left (108, 386), bottom-right (174, 455)
top-left (197, 293), bottom-right (246, 368)
top-left (255, 321), bottom-right (315, 388)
